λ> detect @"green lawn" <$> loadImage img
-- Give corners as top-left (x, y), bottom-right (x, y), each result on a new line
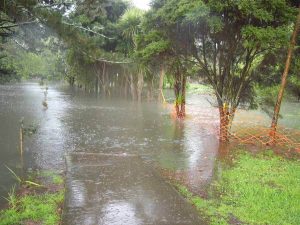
top-left (177, 150), bottom-right (300, 225)
top-left (0, 172), bottom-right (64, 225)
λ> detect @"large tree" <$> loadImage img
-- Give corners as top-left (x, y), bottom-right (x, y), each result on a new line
top-left (136, 1), bottom-right (194, 117)
top-left (147, 0), bottom-right (297, 140)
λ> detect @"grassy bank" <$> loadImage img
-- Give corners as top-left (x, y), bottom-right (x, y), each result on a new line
top-left (186, 83), bottom-right (214, 95)
top-left (176, 150), bottom-right (300, 225)
top-left (0, 171), bottom-right (64, 225)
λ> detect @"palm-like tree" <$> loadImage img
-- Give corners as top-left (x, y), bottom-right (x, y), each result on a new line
top-left (118, 8), bottom-right (148, 101)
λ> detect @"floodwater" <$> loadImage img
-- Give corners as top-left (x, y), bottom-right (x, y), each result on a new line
top-left (64, 153), bottom-right (205, 224)
top-left (0, 82), bottom-right (298, 223)
top-left (0, 82), bottom-right (219, 215)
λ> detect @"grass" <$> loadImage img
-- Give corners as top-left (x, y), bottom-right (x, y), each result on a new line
top-left (0, 171), bottom-right (64, 225)
top-left (176, 150), bottom-right (300, 225)
top-left (186, 83), bottom-right (214, 95)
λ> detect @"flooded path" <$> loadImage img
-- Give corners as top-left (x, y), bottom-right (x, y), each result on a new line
top-left (1, 82), bottom-right (298, 223)
top-left (63, 153), bottom-right (205, 225)
top-left (0, 82), bottom-right (219, 223)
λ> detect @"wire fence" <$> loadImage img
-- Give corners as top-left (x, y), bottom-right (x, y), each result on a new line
top-left (167, 100), bottom-right (300, 152)
top-left (219, 109), bottom-right (300, 152)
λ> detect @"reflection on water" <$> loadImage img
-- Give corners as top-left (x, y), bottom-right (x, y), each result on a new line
top-left (64, 154), bottom-right (204, 224)
top-left (102, 202), bottom-right (142, 225)
top-left (68, 180), bottom-right (87, 208)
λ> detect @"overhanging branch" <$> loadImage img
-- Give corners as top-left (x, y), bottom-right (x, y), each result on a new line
top-left (0, 20), bottom-right (38, 29)
top-left (95, 58), bottom-right (132, 64)
top-left (62, 22), bottom-right (114, 40)
top-left (82, 51), bottom-right (132, 64)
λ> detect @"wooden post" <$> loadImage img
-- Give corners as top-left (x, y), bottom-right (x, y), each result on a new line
top-left (270, 6), bottom-right (300, 141)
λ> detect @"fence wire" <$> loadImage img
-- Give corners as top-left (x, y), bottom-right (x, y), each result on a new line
top-left (219, 109), bottom-right (300, 152)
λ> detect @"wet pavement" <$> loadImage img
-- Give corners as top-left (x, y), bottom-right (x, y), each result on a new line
top-left (63, 153), bottom-right (206, 225)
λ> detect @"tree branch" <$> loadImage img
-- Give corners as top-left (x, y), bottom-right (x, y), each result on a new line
top-left (0, 20), bottom-right (38, 29)
top-left (62, 22), bottom-right (114, 40)
top-left (81, 51), bottom-right (132, 64)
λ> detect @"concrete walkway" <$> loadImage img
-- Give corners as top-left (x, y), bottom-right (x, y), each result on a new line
top-left (63, 153), bottom-right (205, 225)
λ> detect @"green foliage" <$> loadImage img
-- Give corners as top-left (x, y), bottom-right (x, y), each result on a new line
top-left (0, 172), bottom-right (64, 225)
top-left (117, 8), bottom-right (144, 55)
top-left (0, 192), bottom-right (64, 225)
top-left (146, 0), bottom-right (297, 114)
top-left (242, 25), bottom-right (290, 49)
top-left (176, 151), bottom-right (300, 225)
top-left (1, 0), bottom-right (298, 108)
top-left (0, 55), bottom-right (20, 83)
top-left (175, 93), bottom-right (183, 105)
top-left (289, 74), bottom-right (300, 100)
top-left (40, 171), bottom-right (64, 185)
top-left (0, 38), bottom-right (66, 83)
top-left (136, 37), bottom-right (170, 62)
top-left (186, 83), bottom-right (214, 95)
top-left (3, 186), bottom-right (18, 210)
top-left (255, 85), bottom-right (283, 117)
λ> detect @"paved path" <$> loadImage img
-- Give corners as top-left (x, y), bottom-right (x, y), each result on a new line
top-left (63, 153), bottom-right (205, 225)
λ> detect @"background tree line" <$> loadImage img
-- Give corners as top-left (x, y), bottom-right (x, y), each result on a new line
top-left (0, 0), bottom-right (299, 139)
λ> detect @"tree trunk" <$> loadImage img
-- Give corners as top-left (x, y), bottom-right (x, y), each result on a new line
top-left (158, 65), bottom-right (165, 102)
top-left (95, 75), bottom-right (99, 94)
top-left (69, 76), bottom-right (75, 87)
top-left (270, 6), bottom-right (300, 141)
top-left (147, 78), bottom-right (154, 102)
top-left (174, 76), bottom-right (181, 118)
top-left (124, 74), bottom-right (129, 98)
top-left (130, 74), bottom-right (137, 100)
top-left (180, 75), bottom-right (187, 117)
top-left (137, 72), bottom-right (144, 102)
top-left (217, 98), bottom-right (236, 142)
top-left (219, 106), bottom-right (230, 142)
top-left (105, 66), bottom-right (110, 97)
top-left (101, 63), bottom-right (107, 96)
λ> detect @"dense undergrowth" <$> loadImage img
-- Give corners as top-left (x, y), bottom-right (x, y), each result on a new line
top-left (176, 150), bottom-right (300, 225)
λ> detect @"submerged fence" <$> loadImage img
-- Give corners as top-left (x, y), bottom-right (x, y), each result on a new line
top-left (219, 109), bottom-right (300, 152)
top-left (167, 101), bottom-right (300, 152)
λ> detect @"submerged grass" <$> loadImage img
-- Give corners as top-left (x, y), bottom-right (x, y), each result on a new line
top-left (0, 171), bottom-right (64, 225)
top-left (176, 150), bottom-right (300, 225)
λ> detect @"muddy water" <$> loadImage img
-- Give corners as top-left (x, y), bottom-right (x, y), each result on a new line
top-left (0, 82), bottom-right (298, 211)
top-left (0, 82), bottom-right (219, 208)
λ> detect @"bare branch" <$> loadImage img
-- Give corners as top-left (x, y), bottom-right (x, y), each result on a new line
top-left (81, 51), bottom-right (132, 64)
top-left (0, 20), bottom-right (38, 29)
top-left (62, 22), bottom-right (114, 40)
top-left (34, 2), bottom-right (72, 9)
top-left (95, 58), bottom-right (132, 64)
top-left (12, 39), bottom-right (29, 51)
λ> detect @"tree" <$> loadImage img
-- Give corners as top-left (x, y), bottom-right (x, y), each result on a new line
top-left (135, 28), bottom-right (171, 103)
top-left (147, 0), bottom-right (297, 139)
top-left (270, 5), bottom-right (300, 140)
top-left (117, 8), bottom-right (147, 102)
top-left (136, 1), bottom-right (193, 117)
